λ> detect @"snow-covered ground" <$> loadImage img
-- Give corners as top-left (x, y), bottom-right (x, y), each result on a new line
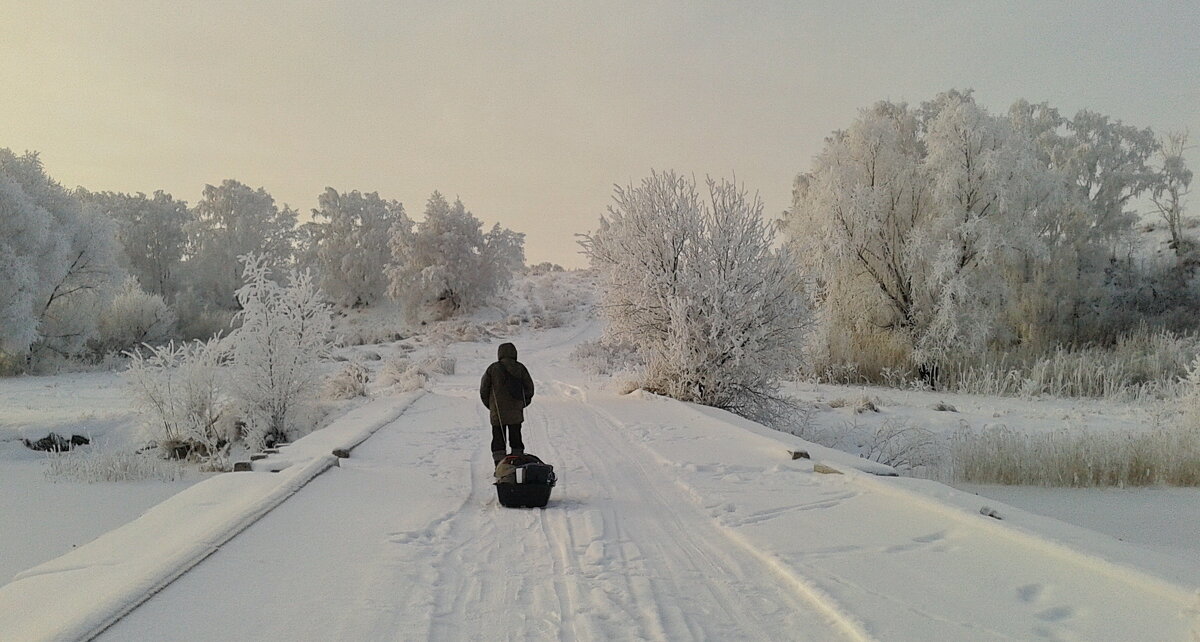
top-left (0, 371), bottom-right (193, 583)
top-left (781, 380), bottom-right (1200, 575)
top-left (2, 273), bottom-right (1199, 639)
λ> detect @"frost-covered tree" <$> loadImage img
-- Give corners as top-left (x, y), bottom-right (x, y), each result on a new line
top-left (786, 91), bottom-right (1194, 381)
top-left (1008, 103), bottom-right (1172, 345)
top-left (1151, 132), bottom-right (1193, 257)
top-left (0, 149), bottom-right (123, 367)
top-left (81, 189), bottom-right (192, 301)
top-left (482, 222), bottom-right (526, 297)
top-left (1058, 110), bottom-right (1160, 242)
top-left (784, 100), bottom-right (928, 351)
top-left (911, 93), bottom-right (1047, 360)
top-left (300, 188), bottom-right (409, 307)
top-left (789, 93), bottom-right (1061, 376)
top-left (581, 171), bottom-right (810, 422)
top-left (185, 180), bottom-right (297, 310)
top-left (386, 192), bottom-right (524, 320)
top-left (226, 254), bottom-right (334, 448)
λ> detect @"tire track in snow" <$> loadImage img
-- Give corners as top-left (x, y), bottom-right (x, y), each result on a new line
top-left (575, 391), bottom-right (881, 642)
top-left (530, 389), bottom-right (865, 641)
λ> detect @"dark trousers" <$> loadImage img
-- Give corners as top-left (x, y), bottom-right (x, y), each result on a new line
top-left (491, 423), bottom-right (524, 454)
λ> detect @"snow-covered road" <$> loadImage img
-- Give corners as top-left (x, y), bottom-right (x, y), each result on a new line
top-left (97, 332), bottom-right (1200, 640)
top-left (100, 388), bottom-right (858, 641)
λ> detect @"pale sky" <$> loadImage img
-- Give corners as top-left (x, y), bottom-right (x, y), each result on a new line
top-left (2, 1), bottom-right (1197, 267)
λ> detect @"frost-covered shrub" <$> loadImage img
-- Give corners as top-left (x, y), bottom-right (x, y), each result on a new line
top-left (324, 361), bottom-right (370, 400)
top-left (950, 424), bottom-right (1200, 486)
top-left (858, 418), bottom-right (942, 473)
top-left (125, 338), bottom-right (231, 469)
top-left (506, 271), bottom-right (594, 329)
top-left (44, 446), bottom-right (186, 482)
top-left (426, 320), bottom-right (491, 344)
top-left (379, 354), bottom-right (411, 380)
top-left (581, 171), bottom-right (811, 424)
top-left (1180, 355), bottom-right (1200, 428)
top-left (379, 355), bottom-right (427, 392)
top-left (799, 416), bottom-right (942, 475)
top-left (419, 351), bottom-right (456, 376)
top-left (226, 254), bottom-right (334, 449)
top-left (90, 277), bottom-right (176, 357)
top-left (172, 288), bottom-right (235, 342)
top-left (853, 396), bottom-right (881, 414)
top-left (332, 315), bottom-right (407, 348)
top-left (527, 261), bottom-right (564, 275)
top-left (570, 338), bottom-right (642, 376)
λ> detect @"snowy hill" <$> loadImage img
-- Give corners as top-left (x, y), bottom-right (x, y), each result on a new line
top-left (1, 300), bottom-right (1199, 639)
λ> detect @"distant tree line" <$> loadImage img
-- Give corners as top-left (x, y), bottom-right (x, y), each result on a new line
top-left (0, 150), bottom-right (525, 373)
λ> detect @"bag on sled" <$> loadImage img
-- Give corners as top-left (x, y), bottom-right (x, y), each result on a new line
top-left (494, 453), bottom-right (556, 508)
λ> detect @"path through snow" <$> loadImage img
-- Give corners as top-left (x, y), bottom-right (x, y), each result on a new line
top-left (101, 386), bottom-right (857, 640)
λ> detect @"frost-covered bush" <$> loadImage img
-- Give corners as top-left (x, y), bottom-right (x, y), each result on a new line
top-left (90, 277), bottom-right (177, 357)
top-left (858, 418), bottom-right (942, 473)
top-left (797, 416), bottom-right (943, 475)
top-left (425, 319), bottom-right (491, 344)
top-left (418, 351), bottom-right (456, 376)
top-left (226, 254), bottom-right (334, 449)
top-left (581, 171), bottom-right (811, 424)
top-left (570, 338), bottom-right (642, 376)
top-left (45, 446), bottom-right (186, 482)
top-left (172, 288), bottom-right (235, 342)
top-left (387, 191), bottom-right (524, 321)
top-left (379, 355), bottom-right (427, 392)
top-left (528, 261), bottom-right (564, 275)
top-left (950, 424), bottom-right (1200, 486)
top-left (505, 271), bottom-right (595, 329)
top-left (324, 361), bottom-right (370, 400)
top-left (330, 306), bottom-right (408, 347)
top-left (125, 338), bottom-right (231, 469)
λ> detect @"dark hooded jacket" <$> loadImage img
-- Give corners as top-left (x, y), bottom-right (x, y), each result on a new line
top-left (480, 343), bottom-right (535, 426)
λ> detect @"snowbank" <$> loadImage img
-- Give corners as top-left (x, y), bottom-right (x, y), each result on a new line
top-left (0, 391), bottom-right (423, 642)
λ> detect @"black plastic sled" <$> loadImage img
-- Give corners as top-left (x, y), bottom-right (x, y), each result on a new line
top-left (494, 454), bottom-right (557, 508)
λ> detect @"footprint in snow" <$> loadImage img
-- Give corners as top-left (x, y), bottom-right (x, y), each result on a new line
top-left (1035, 605), bottom-right (1075, 622)
top-left (1017, 583), bottom-right (1044, 603)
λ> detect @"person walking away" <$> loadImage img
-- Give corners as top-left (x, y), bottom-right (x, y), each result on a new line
top-left (480, 342), bottom-right (535, 464)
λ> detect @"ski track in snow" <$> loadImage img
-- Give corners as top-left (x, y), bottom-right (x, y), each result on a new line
top-left (97, 329), bottom-right (1200, 641)
top-left (328, 388), bottom-right (854, 638)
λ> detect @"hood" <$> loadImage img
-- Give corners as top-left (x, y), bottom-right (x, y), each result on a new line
top-left (498, 342), bottom-right (518, 361)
